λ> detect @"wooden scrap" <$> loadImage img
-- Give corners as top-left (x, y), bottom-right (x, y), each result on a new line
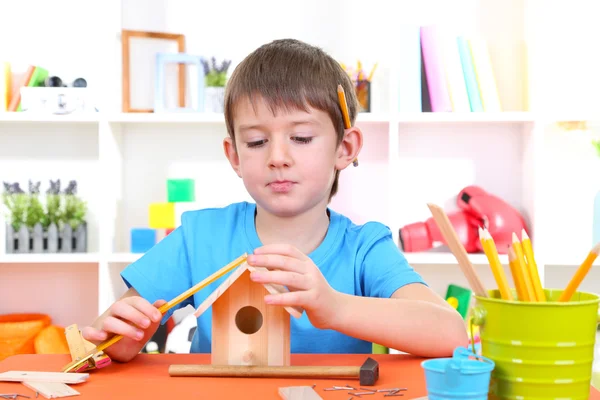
top-left (22, 381), bottom-right (80, 399)
top-left (0, 371), bottom-right (88, 384)
top-left (278, 386), bottom-right (323, 400)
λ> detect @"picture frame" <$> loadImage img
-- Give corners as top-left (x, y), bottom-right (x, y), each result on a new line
top-left (121, 29), bottom-right (186, 113)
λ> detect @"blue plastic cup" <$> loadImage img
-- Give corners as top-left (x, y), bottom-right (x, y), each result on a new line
top-left (421, 347), bottom-right (495, 399)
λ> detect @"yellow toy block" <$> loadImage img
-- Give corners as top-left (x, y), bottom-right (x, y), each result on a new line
top-left (149, 202), bottom-right (175, 229)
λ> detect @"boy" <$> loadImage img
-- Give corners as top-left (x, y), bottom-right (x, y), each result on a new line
top-left (83, 38), bottom-right (468, 363)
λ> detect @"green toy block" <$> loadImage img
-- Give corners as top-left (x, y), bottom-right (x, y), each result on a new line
top-left (445, 284), bottom-right (472, 320)
top-left (167, 179), bottom-right (195, 202)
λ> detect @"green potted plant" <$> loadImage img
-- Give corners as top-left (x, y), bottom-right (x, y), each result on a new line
top-left (201, 57), bottom-right (231, 113)
top-left (1, 179), bottom-right (88, 253)
top-left (2, 182), bottom-right (27, 233)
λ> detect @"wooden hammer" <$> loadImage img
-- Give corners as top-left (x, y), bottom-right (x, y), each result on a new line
top-left (169, 357), bottom-right (380, 386)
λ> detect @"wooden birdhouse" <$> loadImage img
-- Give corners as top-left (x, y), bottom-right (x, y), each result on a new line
top-left (194, 262), bottom-right (303, 367)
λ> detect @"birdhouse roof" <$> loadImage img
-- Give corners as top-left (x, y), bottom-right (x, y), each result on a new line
top-left (193, 262), bottom-right (304, 319)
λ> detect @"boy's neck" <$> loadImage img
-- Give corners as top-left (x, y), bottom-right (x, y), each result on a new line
top-left (254, 204), bottom-right (331, 255)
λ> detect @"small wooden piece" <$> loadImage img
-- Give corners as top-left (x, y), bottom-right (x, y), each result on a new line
top-left (121, 29), bottom-right (186, 113)
top-left (169, 364), bottom-right (363, 379)
top-left (22, 381), bottom-right (80, 399)
top-left (427, 203), bottom-right (488, 297)
top-left (278, 386), bottom-right (323, 400)
top-left (169, 357), bottom-right (379, 385)
top-left (0, 371), bottom-right (88, 384)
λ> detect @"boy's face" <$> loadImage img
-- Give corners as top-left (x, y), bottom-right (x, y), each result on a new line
top-left (224, 96), bottom-right (344, 217)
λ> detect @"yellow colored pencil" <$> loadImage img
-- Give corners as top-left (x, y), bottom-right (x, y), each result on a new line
top-left (508, 246), bottom-right (529, 301)
top-left (512, 233), bottom-right (536, 301)
top-left (479, 228), bottom-right (513, 301)
top-left (558, 242), bottom-right (600, 302)
top-left (337, 84), bottom-right (358, 167)
top-left (368, 62), bottom-right (378, 81)
top-left (521, 229), bottom-right (545, 301)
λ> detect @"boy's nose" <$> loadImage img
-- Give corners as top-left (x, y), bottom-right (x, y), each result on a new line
top-left (268, 141), bottom-right (292, 168)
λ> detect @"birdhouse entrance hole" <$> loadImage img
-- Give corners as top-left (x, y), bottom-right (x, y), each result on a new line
top-left (235, 305), bottom-right (263, 334)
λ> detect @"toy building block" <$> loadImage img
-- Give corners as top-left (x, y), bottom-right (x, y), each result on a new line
top-left (149, 202), bottom-right (176, 229)
top-left (167, 179), bottom-right (195, 202)
top-left (445, 284), bottom-right (472, 319)
top-left (131, 228), bottom-right (156, 253)
top-left (194, 262), bottom-right (303, 367)
top-left (166, 228), bottom-right (175, 236)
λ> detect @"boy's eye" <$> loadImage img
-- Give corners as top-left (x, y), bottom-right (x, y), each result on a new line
top-left (293, 136), bottom-right (313, 144)
top-left (246, 139), bottom-right (267, 148)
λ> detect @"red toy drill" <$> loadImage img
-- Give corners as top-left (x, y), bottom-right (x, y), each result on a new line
top-left (399, 186), bottom-right (528, 254)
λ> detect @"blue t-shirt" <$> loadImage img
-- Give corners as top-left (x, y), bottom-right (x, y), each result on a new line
top-left (121, 201), bottom-right (425, 354)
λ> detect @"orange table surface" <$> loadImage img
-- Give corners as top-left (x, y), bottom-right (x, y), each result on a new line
top-left (0, 353), bottom-right (599, 399)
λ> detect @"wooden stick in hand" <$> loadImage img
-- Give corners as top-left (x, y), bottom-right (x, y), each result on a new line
top-left (427, 203), bottom-right (488, 297)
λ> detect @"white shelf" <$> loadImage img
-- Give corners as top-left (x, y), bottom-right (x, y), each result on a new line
top-left (2, 251), bottom-right (588, 268)
top-left (0, 253), bottom-right (101, 264)
top-left (106, 112), bottom-right (226, 124)
top-left (0, 111), bottom-right (541, 125)
top-left (405, 252), bottom-right (508, 266)
top-left (0, 112), bottom-right (101, 123)
top-left (396, 111), bottom-right (536, 123)
top-left (106, 252), bottom-right (143, 264)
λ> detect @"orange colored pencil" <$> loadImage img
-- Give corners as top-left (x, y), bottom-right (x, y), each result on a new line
top-left (521, 229), bottom-right (545, 301)
top-left (558, 242), bottom-right (600, 302)
top-left (337, 84), bottom-right (358, 167)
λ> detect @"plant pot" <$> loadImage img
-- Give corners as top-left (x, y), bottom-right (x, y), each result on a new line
top-left (204, 86), bottom-right (225, 113)
top-left (5, 221), bottom-right (87, 254)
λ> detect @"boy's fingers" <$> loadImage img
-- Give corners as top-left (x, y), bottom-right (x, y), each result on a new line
top-left (264, 291), bottom-right (302, 306)
top-left (153, 299), bottom-right (167, 307)
top-left (247, 254), bottom-right (304, 272)
top-left (126, 297), bottom-right (162, 323)
top-left (102, 316), bottom-right (145, 341)
top-left (81, 326), bottom-right (108, 343)
top-left (251, 270), bottom-right (308, 290)
top-left (111, 301), bottom-right (153, 329)
top-left (253, 244), bottom-right (307, 260)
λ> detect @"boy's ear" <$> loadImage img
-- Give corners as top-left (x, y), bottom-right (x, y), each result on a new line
top-left (223, 137), bottom-right (242, 178)
top-left (335, 125), bottom-right (363, 170)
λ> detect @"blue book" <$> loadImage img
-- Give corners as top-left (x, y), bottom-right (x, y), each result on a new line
top-left (457, 36), bottom-right (483, 112)
top-left (397, 24), bottom-right (422, 112)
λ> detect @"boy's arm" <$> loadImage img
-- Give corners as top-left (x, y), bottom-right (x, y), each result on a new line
top-left (328, 283), bottom-right (468, 357)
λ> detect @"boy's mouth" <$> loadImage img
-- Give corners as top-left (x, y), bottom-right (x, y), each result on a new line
top-left (268, 180), bottom-right (295, 193)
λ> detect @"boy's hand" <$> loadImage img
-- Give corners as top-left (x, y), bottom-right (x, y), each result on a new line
top-left (81, 296), bottom-right (165, 362)
top-left (247, 244), bottom-right (340, 330)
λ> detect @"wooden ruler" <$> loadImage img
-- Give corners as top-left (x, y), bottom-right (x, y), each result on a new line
top-left (65, 324), bottom-right (111, 372)
top-left (22, 381), bottom-right (80, 399)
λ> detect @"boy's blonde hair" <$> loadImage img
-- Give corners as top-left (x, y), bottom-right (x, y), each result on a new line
top-left (223, 38), bottom-right (358, 200)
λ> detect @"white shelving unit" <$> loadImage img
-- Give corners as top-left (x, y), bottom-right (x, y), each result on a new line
top-left (1, 0), bottom-right (599, 329)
